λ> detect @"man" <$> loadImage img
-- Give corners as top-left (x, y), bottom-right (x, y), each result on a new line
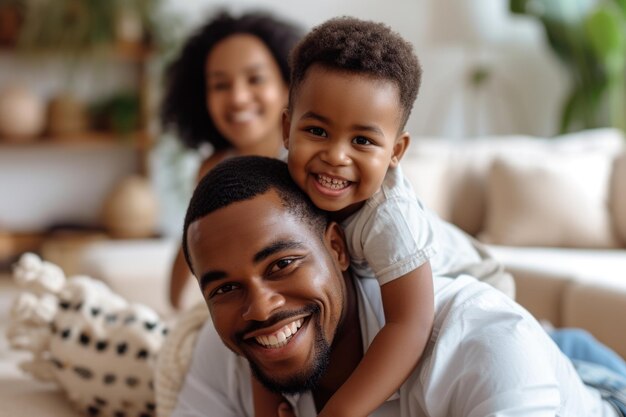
top-left (174, 156), bottom-right (623, 416)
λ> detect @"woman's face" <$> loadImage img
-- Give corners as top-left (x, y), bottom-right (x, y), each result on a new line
top-left (205, 34), bottom-right (288, 154)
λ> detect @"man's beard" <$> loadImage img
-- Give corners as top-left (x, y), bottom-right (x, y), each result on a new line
top-left (247, 309), bottom-right (331, 395)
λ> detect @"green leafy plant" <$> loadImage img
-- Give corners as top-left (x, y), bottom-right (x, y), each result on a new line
top-left (90, 91), bottom-right (140, 136)
top-left (16, 0), bottom-right (171, 54)
top-left (511, 0), bottom-right (626, 132)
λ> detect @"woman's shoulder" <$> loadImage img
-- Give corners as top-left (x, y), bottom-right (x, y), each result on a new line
top-left (196, 150), bottom-right (233, 181)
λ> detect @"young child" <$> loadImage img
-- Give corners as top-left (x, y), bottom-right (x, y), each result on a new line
top-left (252, 17), bottom-right (486, 417)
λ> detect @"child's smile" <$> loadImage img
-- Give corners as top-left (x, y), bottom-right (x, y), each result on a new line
top-left (284, 64), bottom-right (409, 221)
top-left (314, 173), bottom-right (352, 193)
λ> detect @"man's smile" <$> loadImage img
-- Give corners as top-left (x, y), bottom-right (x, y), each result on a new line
top-left (252, 318), bottom-right (305, 348)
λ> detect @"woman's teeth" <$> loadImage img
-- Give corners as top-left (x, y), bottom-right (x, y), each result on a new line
top-left (317, 174), bottom-right (349, 190)
top-left (255, 319), bottom-right (303, 348)
top-left (231, 111), bottom-right (255, 123)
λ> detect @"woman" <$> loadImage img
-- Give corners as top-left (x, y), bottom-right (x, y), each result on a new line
top-left (161, 10), bottom-right (303, 309)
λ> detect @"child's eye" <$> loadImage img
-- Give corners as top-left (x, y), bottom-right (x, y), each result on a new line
top-left (352, 136), bottom-right (373, 146)
top-left (306, 127), bottom-right (327, 137)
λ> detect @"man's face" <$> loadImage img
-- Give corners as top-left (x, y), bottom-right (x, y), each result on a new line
top-left (187, 190), bottom-right (350, 393)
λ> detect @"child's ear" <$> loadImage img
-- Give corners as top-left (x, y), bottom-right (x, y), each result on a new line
top-left (282, 109), bottom-right (291, 149)
top-left (390, 132), bottom-right (410, 168)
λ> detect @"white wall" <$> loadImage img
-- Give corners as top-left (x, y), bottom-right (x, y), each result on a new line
top-left (0, 144), bottom-right (137, 231)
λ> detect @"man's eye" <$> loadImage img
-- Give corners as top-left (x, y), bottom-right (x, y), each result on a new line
top-left (213, 283), bottom-right (238, 295)
top-left (352, 136), bottom-right (373, 146)
top-left (306, 127), bottom-right (327, 137)
top-left (269, 258), bottom-right (297, 274)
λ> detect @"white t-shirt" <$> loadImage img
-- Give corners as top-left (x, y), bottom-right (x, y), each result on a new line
top-left (342, 165), bottom-right (481, 285)
top-left (171, 275), bottom-right (616, 417)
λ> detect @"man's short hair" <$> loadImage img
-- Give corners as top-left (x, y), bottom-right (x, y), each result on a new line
top-left (182, 156), bottom-right (329, 271)
top-left (289, 16), bottom-right (422, 129)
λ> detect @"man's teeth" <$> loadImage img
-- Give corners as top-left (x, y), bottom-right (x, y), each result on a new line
top-left (317, 174), bottom-right (349, 190)
top-left (255, 319), bottom-right (303, 348)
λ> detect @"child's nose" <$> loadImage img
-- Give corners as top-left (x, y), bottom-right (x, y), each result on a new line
top-left (321, 142), bottom-right (351, 166)
top-left (242, 280), bottom-right (285, 322)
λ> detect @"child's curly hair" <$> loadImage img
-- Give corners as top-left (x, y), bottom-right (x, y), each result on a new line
top-left (161, 11), bottom-right (303, 150)
top-left (289, 17), bottom-right (421, 129)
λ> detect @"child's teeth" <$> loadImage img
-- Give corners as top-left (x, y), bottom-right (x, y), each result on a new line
top-left (317, 174), bottom-right (349, 189)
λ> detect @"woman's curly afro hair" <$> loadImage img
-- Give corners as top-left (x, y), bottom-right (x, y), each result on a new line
top-left (161, 11), bottom-right (303, 150)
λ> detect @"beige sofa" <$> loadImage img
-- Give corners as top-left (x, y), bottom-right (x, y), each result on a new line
top-left (403, 128), bottom-right (626, 358)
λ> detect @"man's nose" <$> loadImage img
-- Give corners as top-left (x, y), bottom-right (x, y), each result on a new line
top-left (320, 141), bottom-right (351, 166)
top-left (242, 280), bottom-right (285, 322)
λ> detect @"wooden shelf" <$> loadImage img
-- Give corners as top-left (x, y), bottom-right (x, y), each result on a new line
top-left (0, 41), bottom-right (153, 63)
top-left (0, 131), bottom-right (142, 149)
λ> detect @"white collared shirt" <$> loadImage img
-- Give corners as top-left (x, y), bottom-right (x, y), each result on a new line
top-left (342, 166), bottom-right (482, 286)
top-left (171, 275), bottom-right (616, 417)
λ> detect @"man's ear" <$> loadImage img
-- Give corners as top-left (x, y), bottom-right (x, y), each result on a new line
top-left (324, 222), bottom-right (350, 271)
top-left (390, 132), bottom-right (410, 168)
top-left (282, 109), bottom-right (291, 149)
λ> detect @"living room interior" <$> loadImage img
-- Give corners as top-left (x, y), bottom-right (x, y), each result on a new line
top-left (1, 0), bottom-right (626, 415)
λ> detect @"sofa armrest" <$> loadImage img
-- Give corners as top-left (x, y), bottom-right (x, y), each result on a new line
top-left (564, 283), bottom-right (626, 359)
top-left (78, 239), bottom-right (181, 317)
top-left (508, 266), bottom-right (572, 327)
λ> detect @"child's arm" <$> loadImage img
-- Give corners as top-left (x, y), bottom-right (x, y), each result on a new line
top-left (319, 262), bottom-right (434, 417)
top-left (253, 376), bottom-right (286, 417)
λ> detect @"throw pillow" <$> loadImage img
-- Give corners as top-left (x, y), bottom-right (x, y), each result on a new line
top-left (480, 152), bottom-right (620, 248)
top-left (8, 253), bottom-right (168, 417)
top-left (407, 128), bottom-right (624, 237)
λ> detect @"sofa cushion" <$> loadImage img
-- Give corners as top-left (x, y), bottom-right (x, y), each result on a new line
top-left (404, 128), bottom-right (625, 237)
top-left (612, 151), bottom-right (626, 245)
top-left (480, 151), bottom-right (620, 248)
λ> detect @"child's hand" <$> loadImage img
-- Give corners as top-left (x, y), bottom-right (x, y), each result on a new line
top-left (277, 401), bottom-right (295, 417)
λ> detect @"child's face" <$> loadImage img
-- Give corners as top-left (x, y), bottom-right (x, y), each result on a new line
top-left (206, 34), bottom-right (288, 152)
top-left (284, 65), bottom-right (408, 219)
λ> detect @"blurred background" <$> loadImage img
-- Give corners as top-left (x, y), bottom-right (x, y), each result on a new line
top-left (0, 0), bottom-right (623, 268)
